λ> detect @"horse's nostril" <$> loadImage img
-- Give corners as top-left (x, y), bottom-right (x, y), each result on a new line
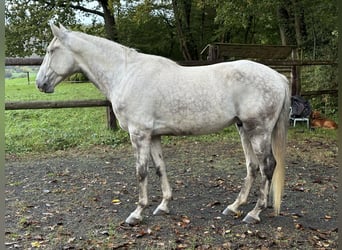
top-left (36, 80), bottom-right (48, 92)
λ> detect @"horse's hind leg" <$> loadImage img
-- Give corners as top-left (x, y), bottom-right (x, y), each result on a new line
top-left (150, 136), bottom-right (172, 215)
top-left (125, 131), bottom-right (151, 225)
top-left (223, 125), bottom-right (258, 215)
top-left (243, 133), bottom-right (276, 224)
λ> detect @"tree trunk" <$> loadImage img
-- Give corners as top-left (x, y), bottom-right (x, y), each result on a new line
top-left (172, 0), bottom-right (198, 60)
top-left (277, 1), bottom-right (307, 48)
top-left (244, 15), bottom-right (254, 43)
top-left (292, 0), bottom-right (307, 48)
top-left (98, 0), bottom-right (119, 42)
top-left (277, 5), bottom-right (296, 46)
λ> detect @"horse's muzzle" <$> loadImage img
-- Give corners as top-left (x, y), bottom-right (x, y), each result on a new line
top-left (36, 81), bottom-right (55, 93)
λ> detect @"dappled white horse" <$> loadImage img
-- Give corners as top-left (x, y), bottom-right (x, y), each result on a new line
top-left (36, 24), bottom-right (290, 225)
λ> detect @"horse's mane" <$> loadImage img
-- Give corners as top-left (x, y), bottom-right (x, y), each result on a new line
top-left (71, 30), bottom-right (178, 66)
top-left (72, 31), bottom-right (136, 54)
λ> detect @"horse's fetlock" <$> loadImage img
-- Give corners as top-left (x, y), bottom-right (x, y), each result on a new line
top-left (138, 201), bottom-right (148, 208)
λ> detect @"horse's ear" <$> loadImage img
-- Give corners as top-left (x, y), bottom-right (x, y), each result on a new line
top-left (59, 23), bottom-right (68, 32)
top-left (50, 24), bottom-right (67, 40)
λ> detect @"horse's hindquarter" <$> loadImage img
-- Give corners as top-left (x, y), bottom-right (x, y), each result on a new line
top-left (113, 59), bottom-right (287, 135)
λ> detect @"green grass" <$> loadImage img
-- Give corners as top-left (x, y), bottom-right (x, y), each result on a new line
top-left (5, 78), bottom-right (129, 154)
top-left (5, 77), bottom-right (102, 101)
top-left (5, 78), bottom-right (337, 155)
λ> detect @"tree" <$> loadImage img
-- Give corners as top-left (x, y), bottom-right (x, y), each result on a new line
top-left (117, 1), bottom-right (181, 59)
top-left (5, 0), bottom-right (119, 56)
top-left (94, 0), bottom-right (119, 41)
top-left (5, 0), bottom-right (76, 56)
top-left (212, 1), bottom-right (281, 44)
top-left (6, 0), bottom-right (337, 61)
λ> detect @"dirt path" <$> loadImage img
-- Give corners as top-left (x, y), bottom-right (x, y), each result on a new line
top-left (5, 136), bottom-right (338, 249)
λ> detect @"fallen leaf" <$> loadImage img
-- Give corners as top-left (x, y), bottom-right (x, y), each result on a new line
top-left (234, 210), bottom-right (243, 218)
top-left (207, 201), bottom-right (221, 207)
top-left (152, 225), bottom-right (161, 231)
top-left (31, 241), bottom-right (41, 248)
top-left (177, 215), bottom-right (191, 228)
top-left (177, 243), bottom-right (188, 249)
top-left (222, 242), bottom-right (232, 249)
top-left (112, 199), bottom-right (121, 204)
top-left (135, 230), bottom-right (147, 238)
top-left (291, 212), bottom-right (303, 219)
top-left (67, 237), bottom-right (76, 243)
top-left (255, 231), bottom-right (267, 239)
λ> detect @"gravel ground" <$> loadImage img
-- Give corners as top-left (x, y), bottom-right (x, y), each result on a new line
top-left (5, 134), bottom-right (338, 249)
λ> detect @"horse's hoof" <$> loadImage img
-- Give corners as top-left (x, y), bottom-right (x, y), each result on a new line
top-left (242, 214), bottom-right (260, 224)
top-left (125, 214), bottom-right (142, 226)
top-left (222, 205), bottom-right (238, 215)
top-left (153, 206), bottom-right (170, 216)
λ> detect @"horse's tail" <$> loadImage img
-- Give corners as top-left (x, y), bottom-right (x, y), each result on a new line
top-left (271, 78), bottom-right (290, 215)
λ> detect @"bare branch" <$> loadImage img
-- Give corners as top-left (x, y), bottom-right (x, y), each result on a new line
top-left (42, 0), bottom-right (104, 18)
top-left (67, 3), bottom-right (104, 17)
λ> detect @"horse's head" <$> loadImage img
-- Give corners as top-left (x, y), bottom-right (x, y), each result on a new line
top-left (36, 24), bottom-right (80, 93)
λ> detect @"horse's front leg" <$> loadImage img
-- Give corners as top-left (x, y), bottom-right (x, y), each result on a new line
top-left (125, 132), bottom-right (151, 225)
top-left (150, 136), bottom-right (172, 215)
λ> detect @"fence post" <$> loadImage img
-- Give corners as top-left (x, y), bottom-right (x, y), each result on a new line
top-left (26, 72), bottom-right (30, 85)
top-left (106, 103), bottom-right (118, 130)
top-left (208, 45), bottom-right (218, 61)
top-left (290, 48), bottom-right (301, 96)
top-left (291, 66), bottom-right (301, 95)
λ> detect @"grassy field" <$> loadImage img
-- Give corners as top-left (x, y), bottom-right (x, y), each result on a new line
top-left (5, 77), bottom-right (337, 155)
top-left (5, 78), bottom-right (129, 154)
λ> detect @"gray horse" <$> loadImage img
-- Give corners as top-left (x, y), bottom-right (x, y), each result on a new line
top-left (36, 24), bottom-right (290, 225)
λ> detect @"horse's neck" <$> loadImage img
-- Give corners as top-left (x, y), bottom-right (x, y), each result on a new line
top-left (74, 34), bottom-right (131, 98)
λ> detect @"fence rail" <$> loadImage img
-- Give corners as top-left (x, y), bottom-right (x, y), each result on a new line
top-left (301, 89), bottom-right (338, 97)
top-left (6, 57), bottom-right (43, 66)
top-left (5, 100), bottom-right (110, 110)
top-left (6, 57), bottom-right (337, 130)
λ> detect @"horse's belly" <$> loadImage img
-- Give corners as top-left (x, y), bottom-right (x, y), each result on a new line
top-left (152, 114), bottom-right (236, 136)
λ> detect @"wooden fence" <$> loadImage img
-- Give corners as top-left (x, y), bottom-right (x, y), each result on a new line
top-left (5, 55), bottom-right (337, 130)
top-left (5, 99), bottom-right (110, 110)
top-left (5, 57), bottom-right (118, 129)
